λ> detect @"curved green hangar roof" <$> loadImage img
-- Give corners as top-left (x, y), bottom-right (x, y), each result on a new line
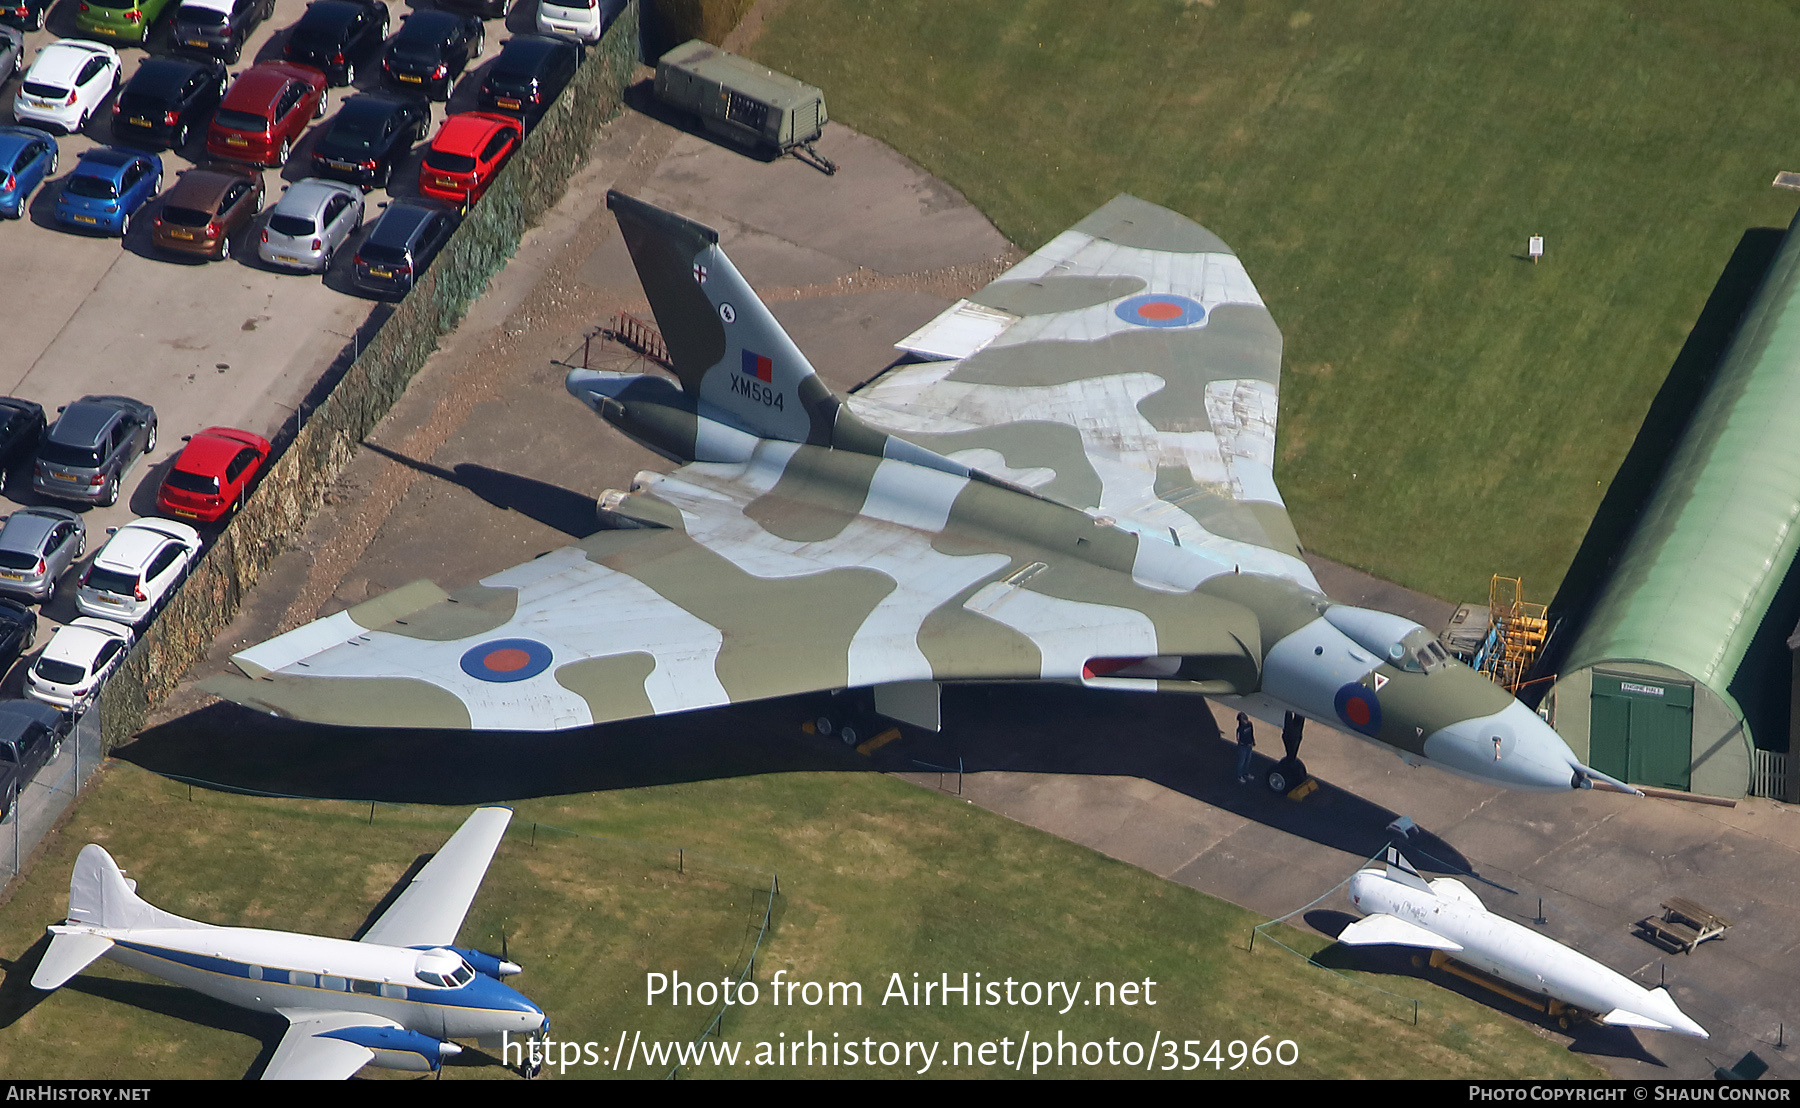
top-left (1565, 209), bottom-right (1800, 728)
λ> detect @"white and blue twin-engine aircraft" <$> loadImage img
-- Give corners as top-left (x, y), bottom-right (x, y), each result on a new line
top-left (31, 807), bottom-right (546, 1079)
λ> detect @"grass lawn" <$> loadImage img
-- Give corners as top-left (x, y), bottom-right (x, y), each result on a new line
top-left (0, 764), bottom-right (1599, 1079)
top-left (748, 0), bottom-right (1800, 604)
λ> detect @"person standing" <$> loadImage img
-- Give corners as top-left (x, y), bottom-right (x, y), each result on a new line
top-left (1235, 712), bottom-right (1256, 783)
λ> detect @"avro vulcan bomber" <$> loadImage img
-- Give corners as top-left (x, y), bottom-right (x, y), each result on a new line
top-left (206, 192), bottom-right (1623, 797)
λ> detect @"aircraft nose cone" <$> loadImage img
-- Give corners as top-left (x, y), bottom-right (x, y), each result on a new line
top-left (1424, 700), bottom-right (1584, 791)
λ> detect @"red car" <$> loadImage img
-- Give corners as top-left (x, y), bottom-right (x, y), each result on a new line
top-left (417, 111), bottom-right (521, 207)
top-left (205, 62), bottom-right (328, 167)
top-left (155, 427), bottom-right (272, 522)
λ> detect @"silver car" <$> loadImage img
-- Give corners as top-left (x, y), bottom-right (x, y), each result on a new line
top-left (0, 27), bottom-right (23, 84)
top-left (0, 508), bottom-right (84, 603)
top-left (32, 395), bottom-right (157, 507)
top-left (258, 177), bottom-right (364, 273)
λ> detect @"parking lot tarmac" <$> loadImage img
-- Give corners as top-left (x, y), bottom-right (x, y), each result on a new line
top-left (131, 92), bottom-right (1800, 1081)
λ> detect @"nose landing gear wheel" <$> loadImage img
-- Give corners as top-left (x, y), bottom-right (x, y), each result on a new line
top-left (519, 1029), bottom-right (547, 1078)
top-left (1265, 757), bottom-right (1307, 795)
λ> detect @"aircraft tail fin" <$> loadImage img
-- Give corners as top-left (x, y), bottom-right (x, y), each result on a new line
top-left (607, 190), bottom-right (849, 448)
top-left (65, 844), bottom-right (201, 931)
top-left (1383, 846), bottom-right (1435, 893)
top-left (30, 929), bottom-right (114, 990)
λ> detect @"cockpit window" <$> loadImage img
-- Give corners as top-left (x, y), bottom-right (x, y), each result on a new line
top-left (415, 955), bottom-right (476, 988)
top-left (451, 963), bottom-right (474, 986)
top-left (1391, 627), bottom-right (1451, 674)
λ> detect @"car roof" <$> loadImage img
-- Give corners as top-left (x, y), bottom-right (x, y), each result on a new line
top-left (32, 40), bottom-right (115, 82)
top-left (95, 518), bottom-right (198, 573)
top-left (368, 199), bottom-right (452, 247)
top-left (274, 176), bottom-right (359, 215)
top-left (0, 700), bottom-right (62, 735)
top-left (47, 399), bottom-right (126, 446)
top-left (224, 62), bottom-right (320, 109)
top-left (296, 0), bottom-right (363, 30)
top-left (75, 146), bottom-right (143, 172)
top-left (124, 56), bottom-right (211, 97)
top-left (164, 164), bottom-right (256, 209)
top-left (177, 0), bottom-right (233, 13)
top-left (0, 511), bottom-right (58, 552)
top-left (494, 35), bottom-right (573, 70)
top-left (432, 112), bottom-right (515, 156)
top-left (337, 93), bottom-right (412, 124)
top-left (44, 620), bottom-right (129, 665)
top-left (175, 427), bottom-right (265, 471)
top-left (0, 127), bottom-right (55, 155)
top-left (395, 8), bottom-right (463, 39)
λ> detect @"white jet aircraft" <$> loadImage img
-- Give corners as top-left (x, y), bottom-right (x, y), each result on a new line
top-left (1340, 847), bottom-right (1707, 1038)
top-left (30, 807), bottom-right (547, 1079)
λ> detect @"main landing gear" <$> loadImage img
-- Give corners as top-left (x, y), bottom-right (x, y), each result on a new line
top-left (1266, 711), bottom-right (1309, 794)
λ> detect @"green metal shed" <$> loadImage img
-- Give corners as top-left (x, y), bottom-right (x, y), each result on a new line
top-left (1545, 208), bottom-right (1800, 799)
top-left (654, 40), bottom-right (828, 156)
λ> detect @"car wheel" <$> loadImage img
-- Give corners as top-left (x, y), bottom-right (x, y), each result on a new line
top-left (276, 137), bottom-right (291, 166)
top-left (218, 234), bottom-right (231, 261)
top-left (2, 782), bottom-right (14, 824)
top-left (78, 109), bottom-right (90, 135)
top-left (344, 62), bottom-right (356, 86)
top-left (47, 150), bottom-right (57, 176)
top-left (146, 424), bottom-right (157, 453)
top-left (172, 122), bottom-right (189, 149)
top-left (474, 27), bottom-right (484, 54)
top-left (314, 91), bottom-right (327, 118)
top-left (119, 210), bottom-right (131, 238)
top-left (28, 7), bottom-right (42, 31)
top-left (227, 38), bottom-right (242, 65)
top-left (100, 477), bottom-right (118, 507)
top-left (320, 245), bottom-right (335, 273)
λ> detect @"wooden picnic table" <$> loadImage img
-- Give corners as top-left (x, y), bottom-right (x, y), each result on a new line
top-left (1636, 897), bottom-right (1731, 954)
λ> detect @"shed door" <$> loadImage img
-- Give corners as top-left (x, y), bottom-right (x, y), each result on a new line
top-left (1590, 673), bottom-right (1693, 790)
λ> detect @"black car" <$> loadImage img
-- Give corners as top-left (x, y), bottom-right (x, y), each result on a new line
top-left (477, 33), bottom-right (582, 127)
top-left (309, 93), bottom-right (427, 190)
top-left (283, 0), bottom-right (390, 86)
top-left (352, 197), bottom-right (457, 297)
top-left (0, 398), bottom-right (45, 471)
top-left (0, 0), bottom-right (49, 32)
top-left (0, 697), bottom-right (65, 820)
top-left (111, 56), bottom-right (228, 150)
top-left (434, 0), bottom-right (505, 21)
top-left (381, 9), bottom-right (483, 101)
top-left (171, 0), bottom-right (273, 63)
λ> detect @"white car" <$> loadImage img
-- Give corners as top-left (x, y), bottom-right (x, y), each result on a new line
top-left (533, 0), bottom-right (620, 43)
top-left (28, 617), bottom-right (134, 711)
top-left (12, 40), bottom-right (122, 136)
top-left (76, 518), bottom-right (201, 627)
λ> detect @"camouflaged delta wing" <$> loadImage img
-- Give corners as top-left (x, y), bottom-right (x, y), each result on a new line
top-left (203, 193), bottom-right (1316, 730)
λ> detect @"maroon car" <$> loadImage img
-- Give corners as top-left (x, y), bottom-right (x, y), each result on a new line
top-left (205, 61), bottom-right (327, 167)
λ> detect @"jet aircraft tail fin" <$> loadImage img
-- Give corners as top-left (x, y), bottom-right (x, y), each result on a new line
top-left (607, 190), bottom-right (850, 448)
top-left (1382, 846), bottom-right (1435, 893)
top-left (65, 843), bottom-right (203, 932)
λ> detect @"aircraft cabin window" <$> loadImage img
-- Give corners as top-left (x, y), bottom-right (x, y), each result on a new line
top-left (292, 971), bottom-right (317, 987)
top-left (322, 975), bottom-right (347, 991)
top-left (351, 978), bottom-right (381, 995)
top-left (380, 983), bottom-right (406, 999)
top-left (247, 965), bottom-right (262, 980)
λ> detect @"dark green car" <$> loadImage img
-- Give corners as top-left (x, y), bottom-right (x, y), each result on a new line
top-left (75, 0), bottom-right (176, 44)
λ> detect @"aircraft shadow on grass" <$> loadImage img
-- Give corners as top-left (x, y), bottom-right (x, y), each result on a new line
top-left (1301, 909), bottom-right (1668, 1067)
top-left (119, 681), bottom-right (1472, 874)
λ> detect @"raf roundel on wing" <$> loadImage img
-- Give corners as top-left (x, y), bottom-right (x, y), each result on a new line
top-left (460, 638), bottom-right (554, 683)
top-left (1114, 293), bottom-right (1206, 328)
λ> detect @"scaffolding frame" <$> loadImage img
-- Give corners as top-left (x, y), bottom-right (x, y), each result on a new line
top-left (1473, 576), bottom-right (1549, 692)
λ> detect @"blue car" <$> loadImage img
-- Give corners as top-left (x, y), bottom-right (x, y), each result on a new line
top-left (0, 126), bottom-right (57, 220)
top-left (54, 146), bottom-right (161, 237)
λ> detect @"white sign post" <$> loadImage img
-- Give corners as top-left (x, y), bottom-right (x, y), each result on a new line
top-left (1529, 235), bottom-right (1544, 263)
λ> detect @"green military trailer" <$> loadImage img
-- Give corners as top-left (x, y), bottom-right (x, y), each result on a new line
top-left (654, 40), bottom-right (835, 172)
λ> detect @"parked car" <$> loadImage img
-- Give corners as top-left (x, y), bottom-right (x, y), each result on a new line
top-left (284, 0), bottom-right (389, 86)
top-left (75, 0), bottom-right (179, 46)
top-left (0, 126), bottom-right (57, 219)
top-left (111, 56), bottom-right (228, 152)
top-left (151, 163), bottom-right (263, 261)
top-left (258, 176), bottom-right (362, 272)
top-left (476, 33), bottom-right (581, 127)
top-left (32, 395), bottom-right (157, 507)
top-left (13, 40), bottom-right (122, 136)
top-left (0, 25), bottom-right (21, 83)
top-left (534, 0), bottom-right (621, 44)
top-left (0, 398), bottom-right (45, 469)
top-left (206, 61), bottom-right (328, 167)
top-left (171, 0), bottom-right (274, 63)
top-left (53, 146), bottom-right (161, 237)
top-left (309, 92), bottom-right (427, 191)
top-left (77, 517), bottom-right (200, 626)
top-left (0, 508), bottom-right (83, 603)
top-left (0, 0), bottom-right (50, 32)
top-left (0, 699), bottom-right (67, 821)
top-left (351, 196), bottom-right (457, 297)
top-left (27, 617), bottom-right (134, 711)
top-left (418, 111), bottom-right (518, 207)
top-left (381, 8), bottom-right (482, 100)
top-left (155, 426), bottom-right (270, 521)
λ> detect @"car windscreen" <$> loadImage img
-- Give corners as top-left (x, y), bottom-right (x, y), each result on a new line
top-left (176, 3), bottom-right (226, 22)
top-left (359, 242), bottom-right (409, 264)
top-left (161, 205), bottom-right (212, 227)
top-left (164, 469), bottom-right (219, 493)
top-left (214, 108), bottom-right (270, 133)
top-left (85, 568), bottom-right (139, 596)
top-left (288, 28), bottom-right (337, 52)
top-left (63, 175), bottom-right (119, 200)
top-left (37, 442), bottom-right (102, 468)
top-left (21, 82), bottom-right (68, 99)
top-left (423, 148), bottom-right (475, 173)
top-left (0, 551), bottom-right (38, 571)
top-left (34, 658), bottom-right (86, 685)
top-left (326, 107), bottom-right (386, 148)
top-left (268, 213), bottom-right (315, 236)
